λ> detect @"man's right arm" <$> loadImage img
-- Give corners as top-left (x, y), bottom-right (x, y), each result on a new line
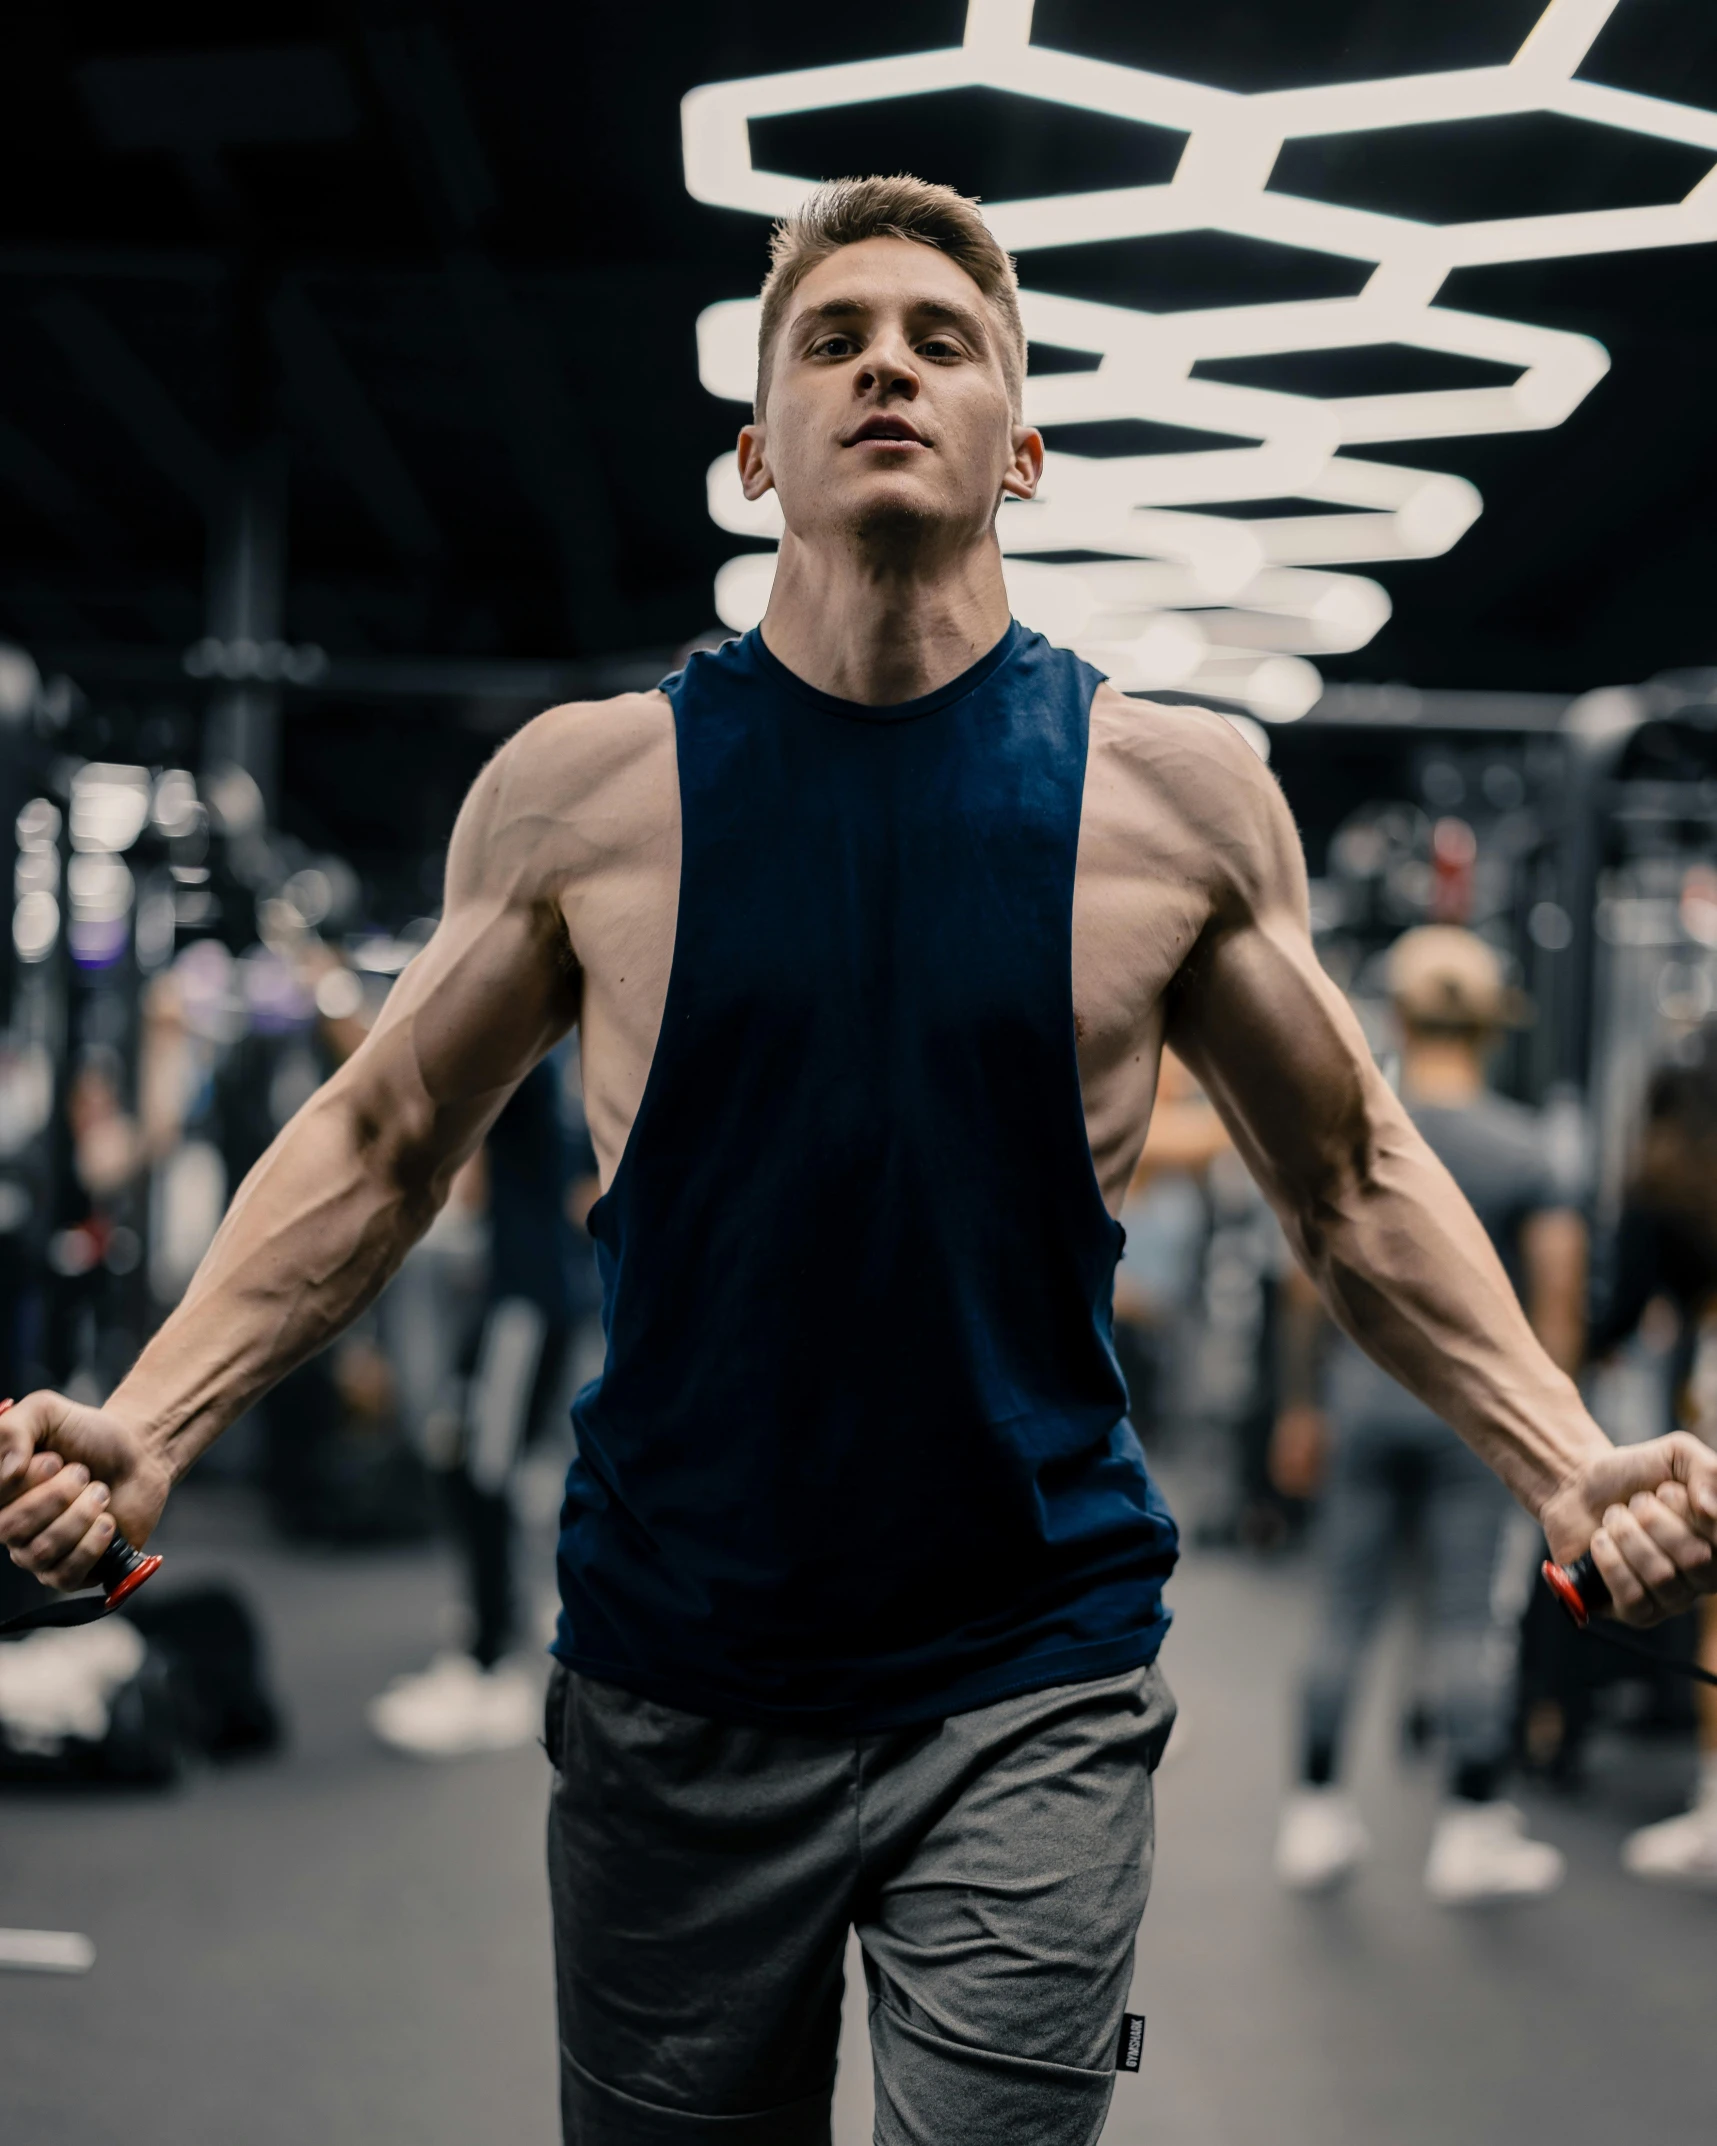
top-left (1157, 710), bottom-right (1717, 1623)
top-left (0, 711), bottom-right (586, 1589)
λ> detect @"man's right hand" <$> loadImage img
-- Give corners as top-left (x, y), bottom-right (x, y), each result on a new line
top-left (0, 1393), bottom-right (172, 1592)
top-left (1540, 1431), bottom-right (1717, 1627)
top-left (0, 703), bottom-right (598, 1594)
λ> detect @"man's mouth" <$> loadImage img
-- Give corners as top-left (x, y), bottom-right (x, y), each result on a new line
top-left (843, 416), bottom-right (930, 448)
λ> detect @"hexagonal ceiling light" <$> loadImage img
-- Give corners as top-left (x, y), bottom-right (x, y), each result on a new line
top-left (684, 0), bottom-right (1717, 719)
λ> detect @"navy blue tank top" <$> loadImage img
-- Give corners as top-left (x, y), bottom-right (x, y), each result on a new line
top-left (554, 622), bottom-right (1179, 1730)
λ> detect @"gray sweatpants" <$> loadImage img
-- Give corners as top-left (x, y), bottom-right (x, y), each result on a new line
top-left (545, 1660), bottom-right (1176, 2146)
top-left (1301, 1414), bottom-right (1517, 1791)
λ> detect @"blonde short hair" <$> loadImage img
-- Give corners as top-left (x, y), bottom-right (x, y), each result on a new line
top-left (754, 175), bottom-right (1027, 420)
top-left (1387, 926), bottom-right (1524, 1033)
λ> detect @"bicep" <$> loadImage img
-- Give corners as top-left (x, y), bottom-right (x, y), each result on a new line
top-left (1165, 895), bottom-right (1387, 1234)
top-left (1152, 724), bottom-right (1407, 1231)
top-left (368, 898), bottom-right (574, 1115)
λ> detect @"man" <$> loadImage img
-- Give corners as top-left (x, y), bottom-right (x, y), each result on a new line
top-left (1270, 926), bottom-right (1588, 1903)
top-left (3, 177), bottom-right (1714, 2146)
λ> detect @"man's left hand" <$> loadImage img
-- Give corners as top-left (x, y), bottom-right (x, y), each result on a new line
top-left (1541, 1431), bottom-right (1717, 1626)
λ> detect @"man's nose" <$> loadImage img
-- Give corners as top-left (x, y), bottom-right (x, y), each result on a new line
top-left (854, 333), bottom-right (920, 399)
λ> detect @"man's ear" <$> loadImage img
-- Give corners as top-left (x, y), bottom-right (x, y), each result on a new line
top-left (1000, 424), bottom-right (1044, 504)
top-left (738, 422), bottom-right (774, 503)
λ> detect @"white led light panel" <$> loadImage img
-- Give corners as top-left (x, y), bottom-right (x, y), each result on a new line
top-left (684, 0), bottom-right (1717, 718)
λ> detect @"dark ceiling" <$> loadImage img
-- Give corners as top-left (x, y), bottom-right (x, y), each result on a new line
top-left (3, 0), bottom-right (1716, 709)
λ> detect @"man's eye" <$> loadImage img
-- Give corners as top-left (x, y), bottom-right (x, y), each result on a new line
top-left (813, 336), bottom-right (857, 357)
top-left (919, 338), bottom-right (962, 359)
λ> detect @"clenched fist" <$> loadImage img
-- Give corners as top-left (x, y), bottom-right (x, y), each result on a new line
top-left (1540, 1431), bottom-right (1717, 1627)
top-left (0, 1392), bottom-right (173, 1592)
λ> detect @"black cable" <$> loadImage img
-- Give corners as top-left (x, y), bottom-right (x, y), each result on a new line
top-left (1543, 1555), bottom-right (1717, 1688)
top-left (1578, 1619), bottom-right (1717, 1689)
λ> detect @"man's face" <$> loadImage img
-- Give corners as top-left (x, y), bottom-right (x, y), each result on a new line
top-left (738, 237), bottom-right (1041, 556)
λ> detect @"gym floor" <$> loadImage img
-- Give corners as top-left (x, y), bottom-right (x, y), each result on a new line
top-left (5, 1480), bottom-right (1714, 2146)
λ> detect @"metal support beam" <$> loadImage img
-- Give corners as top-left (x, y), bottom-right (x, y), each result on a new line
top-left (270, 280), bottom-right (440, 560)
top-left (28, 637), bottom-right (673, 706)
top-left (1304, 685), bottom-right (1571, 731)
top-left (0, 245), bottom-right (222, 284)
top-left (443, 249), bottom-right (619, 645)
top-left (363, 22), bottom-right (496, 237)
top-left (0, 418), bottom-right (118, 558)
top-left (33, 282), bottom-right (301, 811)
top-left (362, 19), bottom-right (616, 645)
top-left (33, 292), bottom-right (224, 516)
top-left (204, 442), bottom-right (289, 814)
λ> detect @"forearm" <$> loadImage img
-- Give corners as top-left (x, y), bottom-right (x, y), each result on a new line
top-left (1293, 1090), bottom-right (1607, 1517)
top-left (107, 1078), bottom-right (456, 1481)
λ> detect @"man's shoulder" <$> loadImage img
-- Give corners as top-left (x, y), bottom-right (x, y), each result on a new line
top-left (471, 688), bottom-right (675, 831)
top-left (1086, 680), bottom-right (1294, 880)
top-left (1089, 681), bottom-right (1278, 807)
top-left (447, 688), bottom-right (676, 907)
top-left (503, 687), bottom-right (674, 790)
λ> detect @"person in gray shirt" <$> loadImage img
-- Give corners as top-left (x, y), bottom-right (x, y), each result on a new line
top-left (1271, 926), bottom-right (1587, 1904)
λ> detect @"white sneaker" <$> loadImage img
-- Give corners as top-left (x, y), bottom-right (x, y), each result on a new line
top-left (366, 1652), bottom-right (539, 1759)
top-left (1621, 1800), bottom-right (1717, 1890)
top-left (1423, 1801), bottom-right (1565, 1905)
top-left (1274, 1787), bottom-right (1370, 1892)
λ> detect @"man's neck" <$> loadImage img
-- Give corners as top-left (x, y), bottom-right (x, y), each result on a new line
top-left (758, 529), bottom-right (1014, 706)
top-left (1400, 1034), bottom-right (1486, 1107)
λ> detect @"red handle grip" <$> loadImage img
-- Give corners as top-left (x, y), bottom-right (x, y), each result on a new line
top-left (1542, 1553), bottom-right (1608, 1628)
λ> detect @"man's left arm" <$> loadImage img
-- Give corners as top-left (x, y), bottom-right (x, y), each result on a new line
top-left (1162, 723), bottom-right (1717, 1625)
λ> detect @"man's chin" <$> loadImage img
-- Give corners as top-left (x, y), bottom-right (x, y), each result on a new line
top-left (836, 478), bottom-right (969, 553)
top-left (778, 467), bottom-right (992, 558)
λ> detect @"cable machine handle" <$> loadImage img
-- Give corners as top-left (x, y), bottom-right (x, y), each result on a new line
top-left (1541, 1552), bottom-right (1606, 1629)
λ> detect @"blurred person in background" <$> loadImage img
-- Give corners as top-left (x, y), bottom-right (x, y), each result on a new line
top-left (1111, 1047), bottom-right (1224, 1438)
top-left (369, 1050), bottom-right (592, 1757)
top-left (305, 937), bottom-right (596, 1743)
top-left (1272, 926), bottom-right (1588, 1904)
top-left (372, 1145), bottom-right (487, 1531)
top-left (1115, 1052), bottom-right (1306, 1550)
top-left (54, 990), bottom-right (205, 1396)
top-left (239, 938), bottom-right (433, 1541)
top-left (1585, 1036), bottom-right (1717, 1885)
top-left (0, 1046), bottom-right (49, 1401)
